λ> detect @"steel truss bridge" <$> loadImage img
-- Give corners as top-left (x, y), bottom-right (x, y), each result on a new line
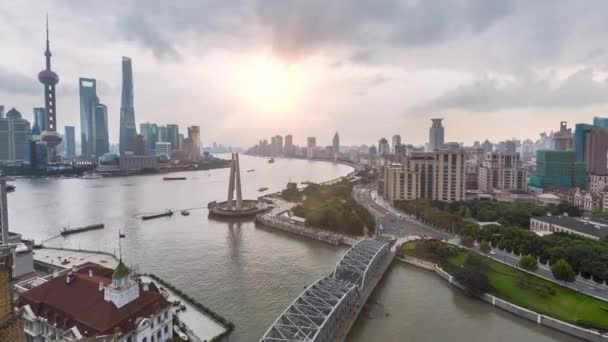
top-left (260, 239), bottom-right (392, 342)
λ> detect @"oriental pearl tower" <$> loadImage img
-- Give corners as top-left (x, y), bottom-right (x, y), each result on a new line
top-left (38, 15), bottom-right (62, 162)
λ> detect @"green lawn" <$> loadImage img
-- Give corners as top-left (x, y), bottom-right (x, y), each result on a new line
top-left (448, 252), bottom-right (608, 331)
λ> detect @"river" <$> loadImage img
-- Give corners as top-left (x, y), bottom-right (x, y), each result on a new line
top-left (7, 155), bottom-right (577, 341)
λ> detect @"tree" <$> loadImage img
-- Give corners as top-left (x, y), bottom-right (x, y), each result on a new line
top-left (454, 254), bottom-right (490, 297)
top-left (551, 259), bottom-right (576, 282)
top-left (479, 241), bottom-right (491, 254)
top-left (460, 235), bottom-right (475, 247)
top-left (519, 255), bottom-right (538, 271)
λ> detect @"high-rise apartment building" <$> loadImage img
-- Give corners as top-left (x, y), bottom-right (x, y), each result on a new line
top-left (382, 150), bottom-right (465, 203)
top-left (378, 138), bottom-right (390, 155)
top-left (478, 152), bottom-right (528, 192)
top-left (119, 57), bottom-right (137, 154)
top-left (271, 135), bottom-right (283, 156)
top-left (307, 137), bottom-right (316, 159)
top-left (64, 126), bottom-right (75, 159)
top-left (0, 108), bottom-right (31, 162)
top-left (428, 118), bottom-right (445, 151)
top-left (529, 150), bottom-right (586, 189)
top-left (391, 135), bottom-right (401, 153)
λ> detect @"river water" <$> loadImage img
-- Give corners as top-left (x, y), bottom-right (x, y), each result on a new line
top-left (7, 155), bottom-right (577, 341)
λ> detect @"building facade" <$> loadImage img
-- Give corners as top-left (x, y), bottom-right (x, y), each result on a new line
top-left (530, 216), bottom-right (608, 240)
top-left (529, 150), bottom-right (586, 189)
top-left (187, 126), bottom-right (201, 161)
top-left (553, 121), bottom-right (573, 151)
top-left (478, 152), bottom-right (528, 192)
top-left (307, 137), bottom-right (316, 159)
top-left (155, 142), bottom-right (171, 158)
top-left (64, 126), bottom-right (75, 159)
top-left (391, 135), bottom-right (401, 154)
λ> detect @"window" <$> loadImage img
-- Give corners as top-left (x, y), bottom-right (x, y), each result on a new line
top-left (164, 311), bottom-right (168, 319)
top-left (142, 338), bottom-right (147, 342)
top-left (157, 331), bottom-right (162, 340)
top-left (164, 325), bottom-right (168, 334)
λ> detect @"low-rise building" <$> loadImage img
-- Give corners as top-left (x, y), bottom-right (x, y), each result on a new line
top-left (530, 215), bottom-right (608, 240)
top-left (17, 261), bottom-right (173, 342)
top-left (97, 152), bottom-right (169, 175)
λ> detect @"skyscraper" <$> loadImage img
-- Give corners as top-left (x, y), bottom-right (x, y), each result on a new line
top-left (428, 118), bottom-right (444, 151)
top-left (333, 132), bottom-right (340, 161)
top-left (391, 134), bottom-right (401, 153)
top-left (307, 137), bottom-right (316, 159)
top-left (378, 138), bottom-right (390, 155)
top-left (553, 121), bottom-right (573, 151)
top-left (94, 103), bottom-right (109, 157)
top-left (187, 126), bottom-right (201, 160)
top-left (31, 107), bottom-right (47, 136)
top-left (166, 124), bottom-right (179, 151)
top-left (119, 57), bottom-right (137, 154)
top-left (584, 128), bottom-right (608, 175)
top-left (530, 150), bottom-right (586, 189)
top-left (64, 126), bottom-right (75, 159)
top-left (284, 134), bottom-right (294, 157)
top-left (38, 17), bottom-right (62, 161)
top-left (139, 123), bottom-right (159, 155)
top-left (0, 108), bottom-right (30, 162)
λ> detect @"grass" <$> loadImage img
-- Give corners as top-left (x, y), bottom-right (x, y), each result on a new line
top-left (447, 252), bottom-right (608, 331)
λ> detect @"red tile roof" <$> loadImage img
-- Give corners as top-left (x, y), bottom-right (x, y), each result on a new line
top-left (17, 262), bottom-right (170, 337)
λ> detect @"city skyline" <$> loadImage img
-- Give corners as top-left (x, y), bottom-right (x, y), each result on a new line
top-left (3, 2), bottom-right (608, 147)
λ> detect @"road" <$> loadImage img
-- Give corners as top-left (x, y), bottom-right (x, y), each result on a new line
top-left (353, 185), bottom-right (454, 241)
top-left (354, 185), bottom-right (608, 301)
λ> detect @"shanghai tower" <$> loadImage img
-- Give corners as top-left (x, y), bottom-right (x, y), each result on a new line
top-left (119, 57), bottom-right (137, 154)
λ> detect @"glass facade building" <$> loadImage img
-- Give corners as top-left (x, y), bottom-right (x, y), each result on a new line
top-left (119, 57), bottom-right (137, 154)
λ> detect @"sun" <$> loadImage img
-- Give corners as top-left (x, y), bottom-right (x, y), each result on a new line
top-left (235, 54), bottom-right (302, 115)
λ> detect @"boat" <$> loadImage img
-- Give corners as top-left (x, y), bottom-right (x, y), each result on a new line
top-left (173, 325), bottom-right (188, 341)
top-left (6, 184), bottom-right (15, 192)
top-left (163, 176), bottom-right (187, 181)
top-left (258, 187), bottom-right (269, 192)
top-left (60, 224), bottom-right (105, 236)
top-left (246, 169), bottom-right (255, 172)
top-left (181, 210), bottom-right (190, 216)
top-left (119, 232), bottom-right (126, 238)
top-left (268, 158), bottom-right (275, 163)
top-left (141, 210), bottom-right (173, 220)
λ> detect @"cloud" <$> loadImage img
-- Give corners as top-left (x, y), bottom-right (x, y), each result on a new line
top-left (411, 68), bottom-right (608, 113)
top-left (0, 67), bottom-right (39, 95)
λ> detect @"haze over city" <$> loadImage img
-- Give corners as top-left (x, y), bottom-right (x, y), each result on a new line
top-left (3, 1), bottom-right (608, 146)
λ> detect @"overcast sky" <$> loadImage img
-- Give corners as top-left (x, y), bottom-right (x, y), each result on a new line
top-left (2, 0), bottom-right (608, 147)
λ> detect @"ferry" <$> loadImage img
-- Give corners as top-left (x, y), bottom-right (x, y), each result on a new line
top-left (247, 169), bottom-right (255, 172)
top-left (141, 210), bottom-right (174, 220)
top-left (60, 223), bottom-right (105, 236)
top-left (268, 158), bottom-right (275, 164)
top-left (258, 187), bottom-right (269, 192)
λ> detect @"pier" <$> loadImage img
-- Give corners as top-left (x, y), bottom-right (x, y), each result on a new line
top-left (260, 238), bottom-right (395, 341)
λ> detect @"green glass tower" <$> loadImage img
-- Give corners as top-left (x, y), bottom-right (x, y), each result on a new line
top-left (529, 150), bottom-right (586, 189)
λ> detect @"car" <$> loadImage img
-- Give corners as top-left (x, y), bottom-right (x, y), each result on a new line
top-left (489, 250), bottom-right (496, 255)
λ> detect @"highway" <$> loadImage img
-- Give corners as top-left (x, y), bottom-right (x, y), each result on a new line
top-left (354, 185), bottom-right (608, 301)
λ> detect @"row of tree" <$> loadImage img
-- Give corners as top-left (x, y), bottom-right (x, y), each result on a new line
top-left (396, 199), bottom-right (608, 283)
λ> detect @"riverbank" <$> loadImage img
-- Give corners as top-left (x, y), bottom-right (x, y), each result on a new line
top-left (399, 240), bottom-right (608, 341)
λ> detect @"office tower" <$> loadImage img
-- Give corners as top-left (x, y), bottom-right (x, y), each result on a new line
top-left (520, 139), bottom-right (535, 162)
top-left (574, 123), bottom-right (593, 162)
top-left (187, 126), bottom-right (201, 160)
top-left (0, 106), bottom-right (4, 119)
top-left (378, 138), bottom-right (390, 155)
top-left (553, 121), bottom-right (573, 150)
top-left (158, 125), bottom-right (168, 142)
top-left (31, 107), bottom-right (47, 136)
top-left (119, 57), bottom-right (137, 154)
top-left (584, 128), bottom-right (608, 175)
top-left (481, 140), bottom-right (493, 153)
top-left (428, 118), bottom-right (444, 151)
top-left (178, 133), bottom-right (184, 152)
top-left (140, 123), bottom-right (159, 155)
top-left (94, 103), bottom-right (109, 157)
top-left (529, 150), bottom-right (586, 189)
top-left (593, 116), bottom-right (608, 130)
top-left (478, 152), bottom-right (528, 192)
top-left (271, 135), bottom-right (283, 156)
top-left (64, 126), bottom-right (75, 159)
top-left (0, 108), bottom-right (31, 162)
top-left (444, 142), bottom-right (462, 151)
top-left (307, 137), bottom-right (316, 159)
top-left (284, 134), bottom-right (294, 157)
top-left (155, 142), bottom-right (172, 158)
top-left (37, 17), bottom-right (62, 161)
top-left (391, 135), bottom-right (401, 153)
top-left (166, 124), bottom-right (179, 151)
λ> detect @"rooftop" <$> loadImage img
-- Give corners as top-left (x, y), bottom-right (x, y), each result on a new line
top-left (532, 216), bottom-right (608, 239)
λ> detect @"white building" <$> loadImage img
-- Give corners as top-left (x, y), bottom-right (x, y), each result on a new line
top-left (477, 152), bottom-right (528, 193)
top-left (18, 262), bottom-right (173, 342)
top-left (530, 216), bottom-right (608, 240)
